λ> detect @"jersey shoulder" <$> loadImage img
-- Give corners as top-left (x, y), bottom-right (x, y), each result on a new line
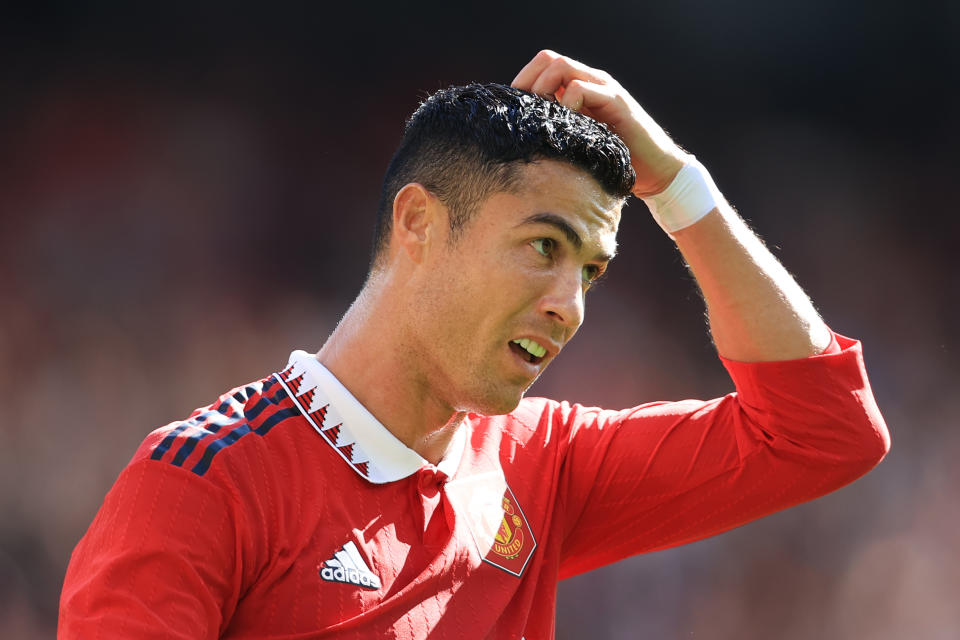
top-left (132, 372), bottom-right (302, 479)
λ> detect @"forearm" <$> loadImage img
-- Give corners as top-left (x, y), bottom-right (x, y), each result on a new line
top-left (615, 78), bottom-right (831, 361)
top-left (671, 200), bottom-right (832, 362)
top-left (509, 50), bottom-right (832, 362)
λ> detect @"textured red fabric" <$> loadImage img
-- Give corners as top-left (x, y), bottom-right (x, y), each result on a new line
top-left (59, 333), bottom-right (888, 639)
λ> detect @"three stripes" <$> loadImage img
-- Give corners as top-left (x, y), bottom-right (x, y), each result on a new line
top-left (149, 376), bottom-right (297, 476)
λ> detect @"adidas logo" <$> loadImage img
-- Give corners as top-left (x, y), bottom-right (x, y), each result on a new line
top-left (320, 541), bottom-right (382, 590)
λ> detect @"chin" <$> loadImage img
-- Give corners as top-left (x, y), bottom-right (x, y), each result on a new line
top-left (483, 396), bottom-right (524, 417)
top-left (458, 385), bottom-right (526, 417)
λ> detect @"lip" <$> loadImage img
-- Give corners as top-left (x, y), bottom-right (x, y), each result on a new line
top-left (515, 335), bottom-right (560, 357)
top-left (507, 343), bottom-right (543, 377)
top-left (507, 335), bottom-right (560, 369)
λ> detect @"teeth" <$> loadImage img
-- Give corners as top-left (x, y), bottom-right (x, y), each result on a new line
top-left (512, 338), bottom-right (547, 358)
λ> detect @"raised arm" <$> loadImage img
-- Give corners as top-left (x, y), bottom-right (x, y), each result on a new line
top-left (512, 49), bottom-right (830, 362)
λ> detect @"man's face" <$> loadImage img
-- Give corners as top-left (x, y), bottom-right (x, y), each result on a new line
top-left (409, 159), bottom-right (622, 416)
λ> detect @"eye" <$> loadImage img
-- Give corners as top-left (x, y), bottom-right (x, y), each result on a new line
top-left (582, 264), bottom-right (605, 285)
top-left (531, 238), bottom-right (556, 258)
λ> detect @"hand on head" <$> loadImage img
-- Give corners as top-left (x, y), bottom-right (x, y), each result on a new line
top-left (512, 50), bottom-right (689, 198)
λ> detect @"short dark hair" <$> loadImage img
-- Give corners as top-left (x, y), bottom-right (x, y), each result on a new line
top-left (370, 83), bottom-right (635, 269)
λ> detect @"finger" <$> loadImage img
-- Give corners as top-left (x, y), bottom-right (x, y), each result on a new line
top-left (513, 50), bottom-right (607, 94)
top-left (528, 56), bottom-right (609, 100)
top-left (558, 78), bottom-right (619, 115)
top-left (511, 49), bottom-right (562, 91)
top-left (557, 80), bottom-right (585, 111)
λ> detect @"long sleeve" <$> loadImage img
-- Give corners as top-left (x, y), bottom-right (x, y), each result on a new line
top-left (553, 332), bottom-right (889, 579)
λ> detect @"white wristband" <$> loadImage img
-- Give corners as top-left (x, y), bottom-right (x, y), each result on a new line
top-left (640, 158), bottom-right (724, 234)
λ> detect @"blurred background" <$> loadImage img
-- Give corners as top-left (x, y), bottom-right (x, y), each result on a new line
top-left (1, 1), bottom-right (957, 638)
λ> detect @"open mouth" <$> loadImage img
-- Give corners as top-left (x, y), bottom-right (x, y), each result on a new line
top-left (509, 338), bottom-right (547, 365)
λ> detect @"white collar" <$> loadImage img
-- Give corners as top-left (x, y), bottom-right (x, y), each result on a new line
top-left (274, 350), bottom-right (466, 484)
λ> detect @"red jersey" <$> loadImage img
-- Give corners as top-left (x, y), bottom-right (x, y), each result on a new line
top-left (59, 333), bottom-right (889, 639)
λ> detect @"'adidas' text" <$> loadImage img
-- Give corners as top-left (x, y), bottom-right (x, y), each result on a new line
top-left (321, 565), bottom-right (379, 588)
top-left (320, 541), bottom-right (382, 590)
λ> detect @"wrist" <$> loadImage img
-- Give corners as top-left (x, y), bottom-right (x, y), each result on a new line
top-left (640, 157), bottom-right (724, 235)
top-left (631, 154), bottom-right (686, 199)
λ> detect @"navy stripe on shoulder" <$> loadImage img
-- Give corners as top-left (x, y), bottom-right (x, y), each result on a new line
top-left (150, 377), bottom-right (289, 473)
top-left (170, 406), bottom-right (244, 467)
top-left (150, 422), bottom-right (194, 461)
top-left (155, 395), bottom-right (241, 461)
top-left (190, 405), bottom-right (299, 476)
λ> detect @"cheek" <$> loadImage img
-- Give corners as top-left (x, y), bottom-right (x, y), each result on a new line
top-left (442, 267), bottom-right (520, 339)
top-left (429, 242), bottom-right (542, 337)
top-left (450, 246), bottom-right (514, 298)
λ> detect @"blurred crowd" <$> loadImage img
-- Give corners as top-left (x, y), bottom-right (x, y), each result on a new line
top-left (1, 3), bottom-right (958, 638)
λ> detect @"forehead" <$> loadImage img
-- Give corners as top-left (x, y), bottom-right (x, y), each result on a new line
top-left (504, 159), bottom-right (622, 252)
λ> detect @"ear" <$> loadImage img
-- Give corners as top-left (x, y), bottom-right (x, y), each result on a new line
top-left (391, 183), bottom-right (444, 264)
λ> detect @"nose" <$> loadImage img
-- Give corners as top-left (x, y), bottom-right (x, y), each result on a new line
top-left (538, 269), bottom-right (584, 331)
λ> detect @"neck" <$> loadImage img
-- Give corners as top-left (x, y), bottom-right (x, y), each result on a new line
top-left (316, 274), bottom-right (464, 465)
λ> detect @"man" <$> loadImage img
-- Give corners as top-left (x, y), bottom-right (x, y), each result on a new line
top-left (59, 50), bottom-right (889, 638)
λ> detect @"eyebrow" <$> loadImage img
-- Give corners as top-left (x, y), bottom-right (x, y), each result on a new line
top-left (517, 213), bottom-right (617, 262)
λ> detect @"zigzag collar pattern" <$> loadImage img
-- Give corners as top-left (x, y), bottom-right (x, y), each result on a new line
top-left (275, 350), bottom-right (466, 484)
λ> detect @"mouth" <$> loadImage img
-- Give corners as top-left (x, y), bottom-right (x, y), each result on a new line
top-left (508, 338), bottom-right (548, 366)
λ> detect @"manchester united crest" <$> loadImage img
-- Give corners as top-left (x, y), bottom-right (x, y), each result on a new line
top-left (492, 495), bottom-right (525, 559)
top-left (445, 471), bottom-right (537, 577)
